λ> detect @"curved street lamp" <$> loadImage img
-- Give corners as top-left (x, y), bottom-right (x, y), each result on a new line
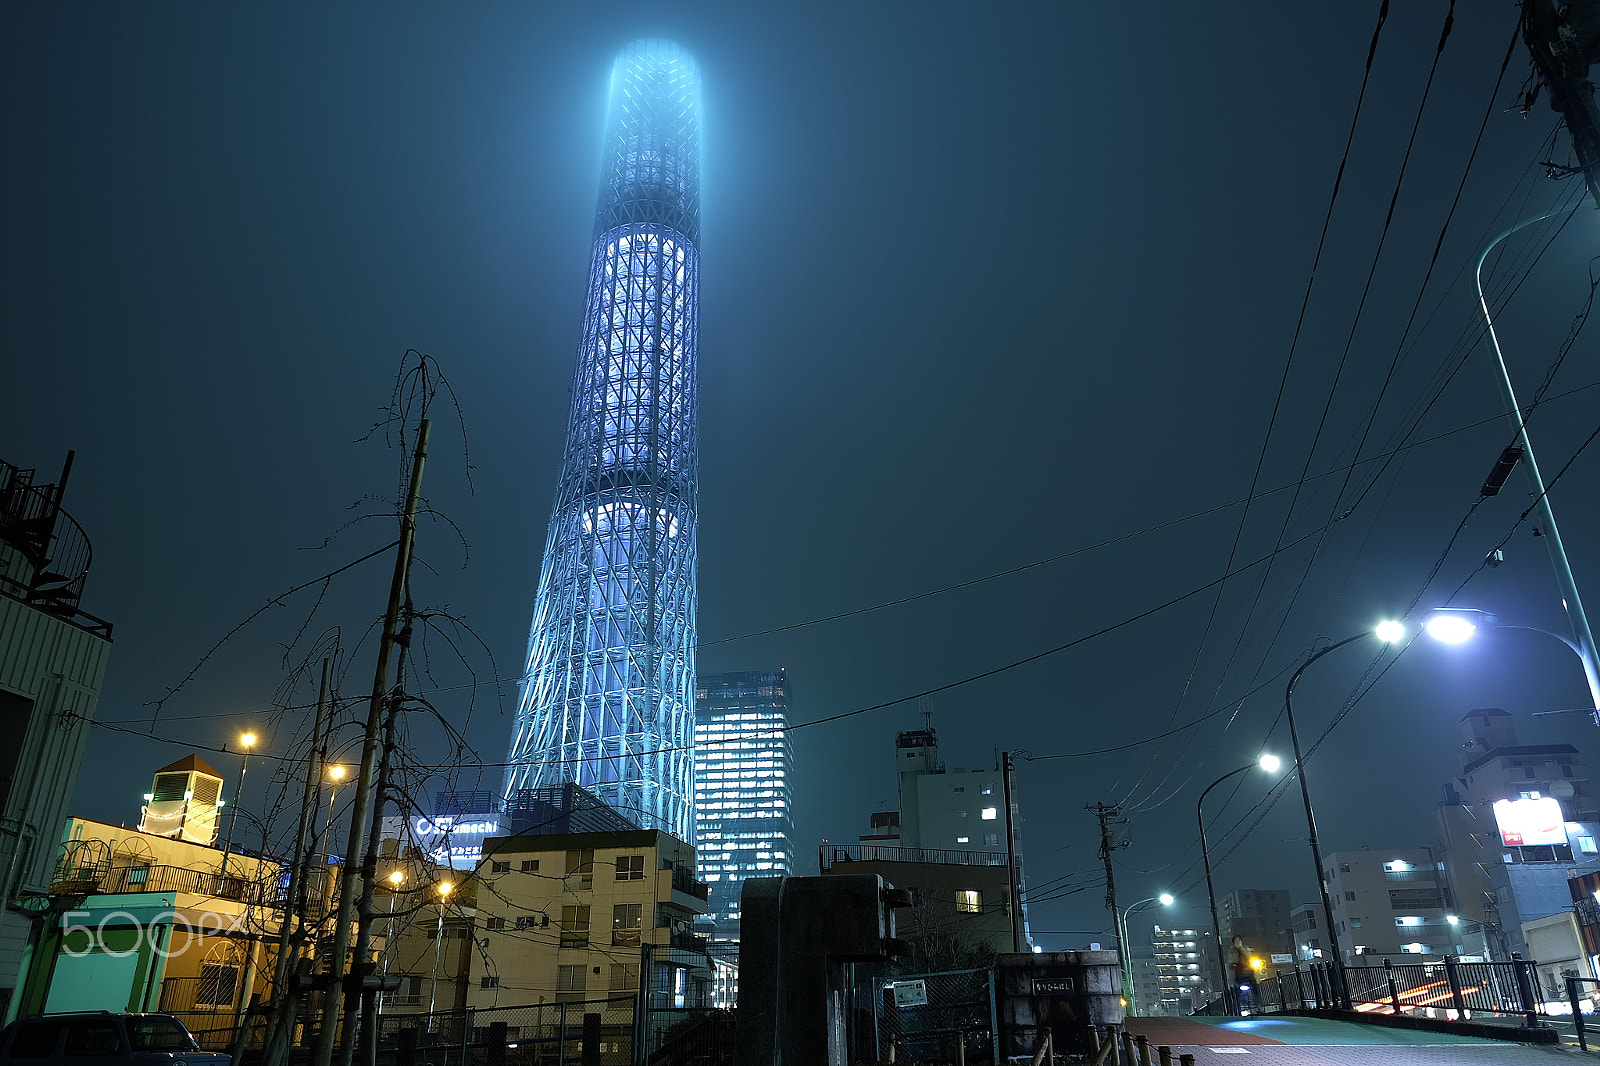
top-left (1284, 623), bottom-right (1405, 1005)
top-left (1198, 753), bottom-right (1280, 1013)
top-left (1422, 608), bottom-right (1600, 715)
top-left (1475, 217), bottom-right (1600, 720)
top-left (1117, 892), bottom-right (1174, 1012)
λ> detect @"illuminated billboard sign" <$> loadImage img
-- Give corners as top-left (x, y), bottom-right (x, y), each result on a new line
top-left (1492, 796), bottom-right (1566, 847)
top-left (411, 814), bottom-right (502, 868)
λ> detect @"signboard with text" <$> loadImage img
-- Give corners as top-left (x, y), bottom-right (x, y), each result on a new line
top-left (1032, 978), bottom-right (1075, 996)
top-left (1493, 796), bottom-right (1566, 847)
top-left (891, 980), bottom-right (928, 1008)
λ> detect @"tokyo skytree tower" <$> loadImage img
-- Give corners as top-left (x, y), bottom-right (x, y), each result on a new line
top-left (504, 40), bottom-right (701, 839)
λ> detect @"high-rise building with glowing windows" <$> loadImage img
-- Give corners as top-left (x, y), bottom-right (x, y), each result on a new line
top-left (693, 670), bottom-right (794, 953)
top-left (504, 40), bottom-right (701, 841)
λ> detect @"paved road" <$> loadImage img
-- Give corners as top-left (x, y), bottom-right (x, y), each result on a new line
top-left (1123, 1015), bottom-right (1586, 1064)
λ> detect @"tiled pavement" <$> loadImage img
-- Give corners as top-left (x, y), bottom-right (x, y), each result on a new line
top-left (1121, 1015), bottom-right (1589, 1064)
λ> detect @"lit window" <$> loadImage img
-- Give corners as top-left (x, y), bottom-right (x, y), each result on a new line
top-left (980, 807), bottom-right (998, 820)
top-left (956, 890), bottom-right (982, 914)
top-left (956, 836), bottom-right (970, 844)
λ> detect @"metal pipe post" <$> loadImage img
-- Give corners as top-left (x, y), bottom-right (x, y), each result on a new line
top-left (1476, 217), bottom-right (1600, 720)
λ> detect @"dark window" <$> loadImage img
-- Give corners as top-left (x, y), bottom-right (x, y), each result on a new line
top-left (63, 1021), bottom-right (120, 1057)
top-left (10, 1021), bottom-right (66, 1058)
top-left (616, 855), bottom-right (645, 881)
top-left (197, 963), bottom-right (239, 1006)
top-left (1339, 863), bottom-right (1351, 873)
top-left (485, 917), bottom-right (506, 930)
top-left (130, 1018), bottom-right (195, 1052)
top-left (1344, 891), bottom-right (1356, 902)
top-left (521, 860), bottom-right (539, 873)
top-left (480, 976), bottom-right (500, 989)
top-left (491, 861), bottom-right (510, 874)
top-left (515, 915), bottom-right (540, 930)
top-left (566, 850), bottom-right (594, 888)
top-left (560, 905), bottom-right (591, 947)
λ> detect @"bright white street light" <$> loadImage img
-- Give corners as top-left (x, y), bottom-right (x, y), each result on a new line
top-left (1375, 620), bottom-right (1405, 643)
top-left (1447, 915), bottom-right (1460, 925)
top-left (1159, 893), bottom-right (1175, 906)
top-left (1425, 615), bottom-right (1479, 644)
top-left (1259, 754), bottom-right (1281, 773)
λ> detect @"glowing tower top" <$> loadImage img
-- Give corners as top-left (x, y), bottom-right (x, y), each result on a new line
top-left (504, 41), bottom-right (702, 840)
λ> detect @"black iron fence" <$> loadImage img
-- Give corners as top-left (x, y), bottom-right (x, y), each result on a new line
top-left (374, 999), bottom-right (639, 1066)
top-left (1250, 956), bottom-right (1544, 1026)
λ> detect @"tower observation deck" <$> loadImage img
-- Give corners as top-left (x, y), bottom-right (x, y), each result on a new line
top-left (504, 40), bottom-right (701, 840)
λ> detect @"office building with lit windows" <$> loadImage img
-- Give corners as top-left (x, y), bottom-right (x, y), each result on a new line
top-left (693, 670), bottom-right (794, 957)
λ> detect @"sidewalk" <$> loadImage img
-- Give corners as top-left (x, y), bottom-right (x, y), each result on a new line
top-left (1123, 1015), bottom-right (1587, 1064)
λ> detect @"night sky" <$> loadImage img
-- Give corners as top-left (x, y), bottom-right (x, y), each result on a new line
top-left (4, 2), bottom-right (1599, 948)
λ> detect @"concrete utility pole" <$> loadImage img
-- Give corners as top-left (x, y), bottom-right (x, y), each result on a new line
top-left (260, 660), bottom-right (332, 1066)
top-left (1001, 752), bottom-right (1023, 953)
top-left (1088, 803), bottom-right (1127, 999)
top-left (1523, 0), bottom-right (1600, 209)
top-left (314, 418), bottom-right (430, 1066)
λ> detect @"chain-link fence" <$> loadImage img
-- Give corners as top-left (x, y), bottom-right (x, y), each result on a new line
top-left (846, 966), bottom-right (998, 1064)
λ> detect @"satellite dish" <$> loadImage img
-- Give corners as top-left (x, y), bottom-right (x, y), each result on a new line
top-left (1550, 780), bottom-right (1576, 799)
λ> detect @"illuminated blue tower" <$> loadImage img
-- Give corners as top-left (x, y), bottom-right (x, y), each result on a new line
top-left (504, 40), bottom-right (701, 840)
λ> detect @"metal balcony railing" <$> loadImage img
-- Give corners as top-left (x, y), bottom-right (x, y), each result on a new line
top-left (819, 843), bottom-right (1009, 870)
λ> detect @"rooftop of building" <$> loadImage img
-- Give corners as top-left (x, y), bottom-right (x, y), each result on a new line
top-left (1462, 742), bottom-right (1582, 775)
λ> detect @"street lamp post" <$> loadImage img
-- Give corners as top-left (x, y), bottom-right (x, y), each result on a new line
top-left (1284, 624), bottom-right (1404, 1007)
top-left (1117, 893), bottom-right (1173, 1013)
top-left (322, 765), bottom-right (346, 861)
top-left (1198, 754), bottom-right (1281, 1013)
top-left (1423, 608), bottom-right (1599, 714)
top-left (1475, 218), bottom-right (1600, 722)
top-left (219, 731), bottom-right (256, 880)
top-left (428, 880), bottom-right (453, 1028)
top-left (377, 870), bottom-right (406, 1021)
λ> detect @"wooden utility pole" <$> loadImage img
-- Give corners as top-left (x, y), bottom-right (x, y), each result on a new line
top-left (314, 418), bottom-right (430, 1066)
top-left (1523, 0), bottom-right (1600, 209)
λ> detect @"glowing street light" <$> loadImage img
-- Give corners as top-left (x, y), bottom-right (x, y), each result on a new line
top-left (321, 764), bottom-right (347, 860)
top-left (1198, 752), bottom-right (1282, 1013)
top-left (219, 731), bottom-right (257, 879)
top-left (1118, 892), bottom-right (1176, 1012)
top-left (1419, 607), bottom-right (1600, 719)
top-left (428, 880), bottom-right (455, 1023)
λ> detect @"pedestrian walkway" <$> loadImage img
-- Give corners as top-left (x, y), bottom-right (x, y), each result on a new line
top-left (1124, 1015), bottom-right (1583, 1063)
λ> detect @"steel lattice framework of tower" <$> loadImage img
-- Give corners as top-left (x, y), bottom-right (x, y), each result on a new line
top-left (504, 40), bottom-right (701, 840)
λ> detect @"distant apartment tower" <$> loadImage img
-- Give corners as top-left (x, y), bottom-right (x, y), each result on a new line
top-left (693, 670), bottom-right (794, 953)
top-left (0, 455), bottom-right (113, 1017)
top-left (830, 726), bottom-right (1029, 964)
top-left (1218, 887), bottom-right (1294, 962)
top-left (1435, 707), bottom-right (1600, 958)
top-left (1321, 848), bottom-right (1483, 962)
top-left (1150, 925), bottom-right (1216, 1015)
top-left (863, 728), bottom-right (1010, 855)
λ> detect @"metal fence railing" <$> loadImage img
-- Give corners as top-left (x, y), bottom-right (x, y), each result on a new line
top-left (1250, 957), bottom-right (1545, 1027)
top-left (374, 998), bottom-right (639, 1066)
